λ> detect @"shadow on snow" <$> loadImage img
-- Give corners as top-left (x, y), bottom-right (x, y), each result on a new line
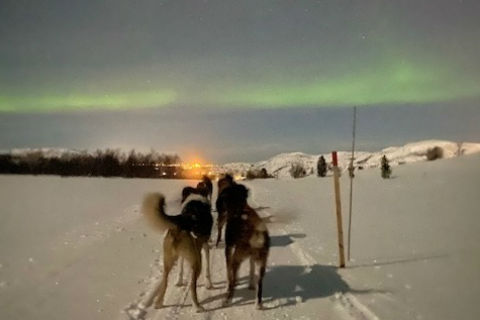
top-left (269, 233), bottom-right (306, 247)
top-left (203, 264), bottom-right (377, 310)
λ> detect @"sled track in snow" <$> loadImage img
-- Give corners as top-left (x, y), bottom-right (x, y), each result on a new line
top-left (248, 185), bottom-right (380, 320)
top-left (124, 184), bottom-right (381, 320)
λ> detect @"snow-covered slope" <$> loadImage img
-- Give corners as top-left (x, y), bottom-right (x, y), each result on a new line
top-left (217, 140), bottom-right (480, 178)
top-left (9, 147), bottom-right (86, 159)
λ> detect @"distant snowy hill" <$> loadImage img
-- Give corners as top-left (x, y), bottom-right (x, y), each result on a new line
top-left (215, 140), bottom-right (480, 178)
top-left (8, 147), bottom-right (86, 159)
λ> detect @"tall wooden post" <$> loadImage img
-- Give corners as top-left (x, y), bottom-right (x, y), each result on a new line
top-left (347, 106), bottom-right (357, 261)
top-left (332, 151), bottom-right (346, 268)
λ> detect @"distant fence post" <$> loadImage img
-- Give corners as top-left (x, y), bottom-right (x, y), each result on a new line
top-left (332, 151), bottom-right (346, 268)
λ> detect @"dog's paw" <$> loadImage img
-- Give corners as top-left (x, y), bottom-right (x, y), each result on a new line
top-left (142, 299), bottom-right (153, 308)
top-left (154, 302), bottom-right (164, 309)
top-left (195, 306), bottom-right (205, 313)
top-left (222, 298), bottom-right (231, 307)
top-left (175, 281), bottom-right (185, 287)
top-left (255, 303), bottom-right (263, 310)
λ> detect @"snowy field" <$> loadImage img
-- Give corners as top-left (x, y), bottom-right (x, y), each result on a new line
top-left (1, 154), bottom-right (479, 320)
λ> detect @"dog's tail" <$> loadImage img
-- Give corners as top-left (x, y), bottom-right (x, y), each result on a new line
top-left (141, 193), bottom-right (177, 231)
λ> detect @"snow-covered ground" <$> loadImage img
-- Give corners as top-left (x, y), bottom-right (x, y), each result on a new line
top-left (1, 153), bottom-right (479, 320)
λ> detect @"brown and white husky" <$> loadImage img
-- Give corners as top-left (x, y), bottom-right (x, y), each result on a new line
top-left (141, 190), bottom-right (213, 312)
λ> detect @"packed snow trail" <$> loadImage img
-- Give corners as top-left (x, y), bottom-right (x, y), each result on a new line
top-left (126, 154), bottom-right (480, 320)
top-left (124, 183), bottom-right (380, 320)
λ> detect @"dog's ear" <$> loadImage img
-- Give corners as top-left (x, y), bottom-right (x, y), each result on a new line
top-left (181, 186), bottom-right (194, 203)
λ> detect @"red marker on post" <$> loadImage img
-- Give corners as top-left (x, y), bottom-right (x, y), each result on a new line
top-left (332, 151), bottom-right (338, 167)
top-left (331, 151), bottom-right (346, 268)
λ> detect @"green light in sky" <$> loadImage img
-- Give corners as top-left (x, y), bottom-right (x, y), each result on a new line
top-left (212, 61), bottom-right (480, 108)
top-left (1, 60), bottom-right (479, 112)
top-left (0, 90), bottom-right (177, 112)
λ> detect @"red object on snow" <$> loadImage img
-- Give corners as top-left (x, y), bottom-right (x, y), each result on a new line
top-left (332, 151), bottom-right (338, 167)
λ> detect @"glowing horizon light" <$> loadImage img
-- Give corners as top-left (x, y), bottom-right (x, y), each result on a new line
top-left (182, 162), bottom-right (204, 170)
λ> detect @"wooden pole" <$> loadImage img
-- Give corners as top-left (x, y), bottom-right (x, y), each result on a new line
top-left (331, 151), bottom-right (346, 268)
top-left (347, 106), bottom-right (357, 261)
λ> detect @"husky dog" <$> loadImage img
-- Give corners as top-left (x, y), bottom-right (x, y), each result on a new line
top-left (220, 184), bottom-right (270, 309)
top-left (180, 176), bottom-right (213, 204)
top-left (215, 174), bottom-right (236, 246)
top-left (176, 185), bottom-right (215, 289)
top-left (181, 184), bottom-right (208, 203)
top-left (201, 175), bottom-right (213, 202)
top-left (141, 191), bottom-right (213, 312)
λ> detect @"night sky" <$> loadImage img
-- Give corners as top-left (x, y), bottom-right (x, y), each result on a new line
top-left (1, 0), bottom-right (479, 162)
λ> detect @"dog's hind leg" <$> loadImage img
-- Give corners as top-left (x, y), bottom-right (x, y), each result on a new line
top-left (223, 250), bottom-right (242, 306)
top-left (190, 264), bottom-right (204, 312)
top-left (185, 250), bottom-right (204, 312)
top-left (203, 243), bottom-right (213, 289)
top-left (224, 245), bottom-right (233, 284)
top-left (175, 257), bottom-right (185, 286)
top-left (248, 256), bottom-right (255, 290)
top-left (154, 250), bottom-right (177, 309)
top-left (215, 214), bottom-right (225, 247)
top-left (255, 259), bottom-right (267, 310)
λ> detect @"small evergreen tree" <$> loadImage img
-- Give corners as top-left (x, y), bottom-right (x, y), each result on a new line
top-left (259, 168), bottom-right (269, 178)
top-left (317, 155), bottom-right (327, 177)
top-left (381, 155), bottom-right (392, 179)
top-left (426, 146), bottom-right (443, 161)
top-left (246, 168), bottom-right (270, 180)
top-left (290, 163), bottom-right (306, 179)
top-left (246, 169), bottom-right (256, 180)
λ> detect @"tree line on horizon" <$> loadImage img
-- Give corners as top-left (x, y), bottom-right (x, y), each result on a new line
top-left (0, 149), bottom-right (183, 178)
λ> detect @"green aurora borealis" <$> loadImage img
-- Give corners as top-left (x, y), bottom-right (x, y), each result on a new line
top-left (1, 0), bottom-right (480, 112)
top-left (2, 59), bottom-right (478, 112)
top-left (0, 90), bottom-right (177, 112)
top-left (213, 61), bottom-right (480, 108)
